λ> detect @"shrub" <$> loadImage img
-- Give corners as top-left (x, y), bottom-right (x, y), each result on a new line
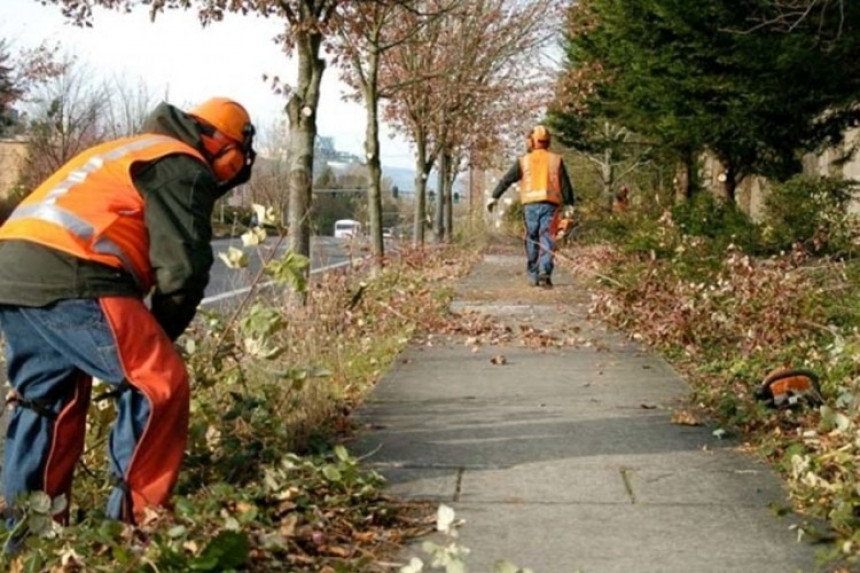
top-left (762, 174), bottom-right (858, 256)
top-left (671, 191), bottom-right (762, 254)
top-left (585, 205), bottom-right (727, 279)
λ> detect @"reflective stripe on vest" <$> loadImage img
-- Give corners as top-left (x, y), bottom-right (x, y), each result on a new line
top-left (37, 137), bottom-right (174, 204)
top-left (0, 135), bottom-right (204, 291)
top-left (518, 150), bottom-right (562, 205)
top-left (6, 203), bottom-right (141, 287)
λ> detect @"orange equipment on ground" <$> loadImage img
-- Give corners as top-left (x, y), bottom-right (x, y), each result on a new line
top-left (755, 367), bottom-right (823, 409)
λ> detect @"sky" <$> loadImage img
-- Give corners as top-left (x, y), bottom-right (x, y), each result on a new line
top-left (0, 0), bottom-right (416, 168)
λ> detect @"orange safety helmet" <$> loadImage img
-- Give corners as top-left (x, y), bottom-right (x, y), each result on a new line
top-left (188, 97), bottom-right (255, 183)
top-left (527, 125), bottom-right (551, 150)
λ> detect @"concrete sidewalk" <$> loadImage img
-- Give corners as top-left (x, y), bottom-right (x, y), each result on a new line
top-left (350, 243), bottom-right (818, 573)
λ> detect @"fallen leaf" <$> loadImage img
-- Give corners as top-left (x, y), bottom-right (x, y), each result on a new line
top-left (353, 531), bottom-right (375, 543)
top-left (671, 409), bottom-right (702, 426)
top-left (140, 506), bottom-right (161, 526)
top-left (279, 514), bottom-right (298, 537)
top-left (183, 540), bottom-right (199, 553)
top-left (323, 545), bottom-right (351, 557)
top-left (276, 500), bottom-right (297, 515)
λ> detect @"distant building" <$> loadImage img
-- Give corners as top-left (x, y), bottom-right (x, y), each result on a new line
top-left (316, 136), bottom-right (336, 158)
top-left (313, 135), bottom-right (361, 178)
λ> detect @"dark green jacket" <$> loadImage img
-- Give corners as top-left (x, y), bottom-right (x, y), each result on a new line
top-left (0, 103), bottom-right (221, 340)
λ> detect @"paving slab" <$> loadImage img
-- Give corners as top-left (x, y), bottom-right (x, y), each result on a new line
top-left (434, 502), bottom-right (810, 573)
top-left (350, 245), bottom-right (819, 573)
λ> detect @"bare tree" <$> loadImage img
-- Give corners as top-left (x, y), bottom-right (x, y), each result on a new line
top-left (380, 2), bottom-right (445, 245)
top-left (103, 75), bottom-right (158, 139)
top-left (575, 121), bottom-right (652, 212)
top-left (382, 0), bottom-right (560, 243)
top-left (18, 55), bottom-right (110, 188)
top-left (1, 38), bottom-right (62, 136)
top-left (335, 0), bottom-right (449, 264)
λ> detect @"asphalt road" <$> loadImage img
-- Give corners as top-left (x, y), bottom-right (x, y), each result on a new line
top-left (202, 234), bottom-right (368, 308)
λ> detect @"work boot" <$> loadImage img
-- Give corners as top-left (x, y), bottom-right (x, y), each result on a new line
top-left (538, 274), bottom-right (553, 289)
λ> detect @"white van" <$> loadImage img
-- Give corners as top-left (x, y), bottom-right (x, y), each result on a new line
top-left (334, 219), bottom-right (362, 239)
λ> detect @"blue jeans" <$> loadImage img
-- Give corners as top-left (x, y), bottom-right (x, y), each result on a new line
top-left (523, 202), bottom-right (559, 283)
top-left (0, 299), bottom-right (150, 520)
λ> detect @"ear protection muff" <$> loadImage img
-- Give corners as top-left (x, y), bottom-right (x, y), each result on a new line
top-left (210, 141), bottom-right (246, 182)
top-left (200, 122), bottom-right (256, 184)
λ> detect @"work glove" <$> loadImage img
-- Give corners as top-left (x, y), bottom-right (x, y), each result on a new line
top-left (486, 198), bottom-right (498, 213)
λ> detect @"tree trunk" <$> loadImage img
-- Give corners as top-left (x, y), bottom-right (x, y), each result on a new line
top-left (674, 150), bottom-right (695, 203)
top-left (602, 147), bottom-right (614, 212)
top-left (673, 161), bottom-right (689, 203)
top-left (412, 131), bottom-right (428, 246)
top-left (434, 151), bottom-right (445, 243)
top-left (443, 152), bottom-right (453, 242)
top-left (724, 161), bottom-right (737, 203)
top-left (287, 28), bottom-right (325, 278)
top-left (468, 154), bottom-right (477, 221)
top-left (364, 51), bottom-right (384, 267)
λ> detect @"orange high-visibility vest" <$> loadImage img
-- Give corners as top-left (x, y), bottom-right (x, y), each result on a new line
top-left (0, 135), bottom-right (206, 292)
top-left (518, 149), bottom-right (563, 205)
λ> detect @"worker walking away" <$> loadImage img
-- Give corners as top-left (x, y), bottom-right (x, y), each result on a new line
top-left (486, 125), bottom-right (575, 288)
top-left (0, 97), bottom-right (256, 527)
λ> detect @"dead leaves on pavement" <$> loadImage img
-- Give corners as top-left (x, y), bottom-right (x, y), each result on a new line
top-left (417, 309), bottom-right (593, 352)
top-left (670, 408), bottom-right (704, 426)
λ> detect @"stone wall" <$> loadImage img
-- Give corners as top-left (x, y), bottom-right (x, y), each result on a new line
top-left (702, 127), bottom-right (860, 220)
top-left (841, 128), bottom-right (860, 184)
top-left (0, 139), bottom-right (28, 199)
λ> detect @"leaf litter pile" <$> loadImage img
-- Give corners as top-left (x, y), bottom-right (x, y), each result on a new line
top-left (563, 241), bottom-right (860, 569)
